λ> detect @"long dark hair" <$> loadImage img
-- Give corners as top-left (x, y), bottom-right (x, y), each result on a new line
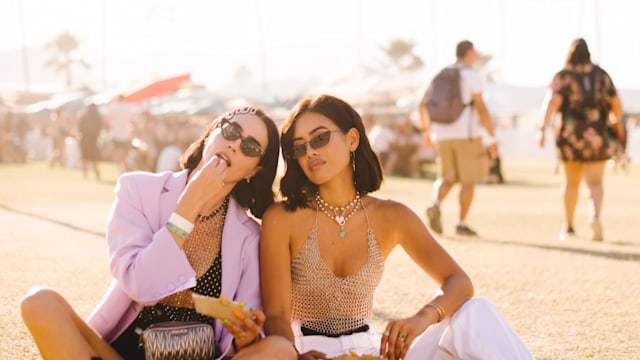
top-left (566, 38), bottom-right (592, 66)
top-left (178, 107), bottom-right (280, 219)
top-left (280, 94), bottom-right (383, 211)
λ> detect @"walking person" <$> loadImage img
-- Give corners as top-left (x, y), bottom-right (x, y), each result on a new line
top-left (106, 94), bottom-right (135, 175)
top-left (21, 106), bottom-right (291, 359)
top-left (256, 94), bottom-right (533, 359)
top-left (77, 102), bottom-right (104, 180)
top-left (47, 106), bottom-right (70, 168)
top-left (419, 40), bottom-right (498, 236)
top-left (538, 38), bottom-right (625, 241)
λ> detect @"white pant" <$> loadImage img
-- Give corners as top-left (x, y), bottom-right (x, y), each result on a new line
top-left (293, 298), bottom-right (534, 360)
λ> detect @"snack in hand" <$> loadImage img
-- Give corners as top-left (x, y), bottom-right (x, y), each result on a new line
top-left (331, 351), bottom-right (385, 360)
top-left (192, 293), bottom-right (251, 325)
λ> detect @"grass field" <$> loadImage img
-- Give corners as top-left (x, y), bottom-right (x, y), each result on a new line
top-left (1, 159), bottom-right (639, 359)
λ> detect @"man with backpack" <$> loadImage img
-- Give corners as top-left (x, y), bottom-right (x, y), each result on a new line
top-left (419, 40), bottom-right (498, 236)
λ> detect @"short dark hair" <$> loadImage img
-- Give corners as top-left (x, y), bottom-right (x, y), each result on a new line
top-left (565, 38), bottom-right (591, 66)
top-left (456, 40), bottom-right (474, 59)
top-left (179, 107), bottom-right (280, 219)
top-left (279, 94), bottom-right (383, 211)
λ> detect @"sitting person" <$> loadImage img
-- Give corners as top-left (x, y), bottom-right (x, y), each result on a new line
top-left (384, 119), bottom-right (423, 177)
top-left (258, 94), bottom-right (534, 359)
top-left (20, 107), bottom-right (293, 359)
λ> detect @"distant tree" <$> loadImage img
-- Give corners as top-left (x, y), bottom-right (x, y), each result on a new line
top-left (381, 38), bottom-right (424, 71)
top-left (44, 30), bottom-right (90, 89)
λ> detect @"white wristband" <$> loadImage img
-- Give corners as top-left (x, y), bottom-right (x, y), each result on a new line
top-left (486, 137), bottom-right (497, 145)
top-left (168, 212), bottom-right (194, 233)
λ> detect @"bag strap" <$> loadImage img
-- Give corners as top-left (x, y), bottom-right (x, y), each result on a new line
top-left (571, 68), bottom-right (598, 107)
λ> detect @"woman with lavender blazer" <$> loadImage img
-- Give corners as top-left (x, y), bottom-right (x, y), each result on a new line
top-left (87, 169), bottom-right (262, 356)
top-left (21, 107), bottom-right (294, 359)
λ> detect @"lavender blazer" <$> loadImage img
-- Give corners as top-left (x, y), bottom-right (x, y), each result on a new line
top-left (87, 170), bottom-right (261, 358)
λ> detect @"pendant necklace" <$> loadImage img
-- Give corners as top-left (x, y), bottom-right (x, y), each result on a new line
top-left (315, 192), bottom-right (361, 238)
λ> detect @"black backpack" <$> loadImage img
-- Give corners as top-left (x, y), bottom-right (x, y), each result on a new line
top-left (422, 66), bottom-right (472, 124)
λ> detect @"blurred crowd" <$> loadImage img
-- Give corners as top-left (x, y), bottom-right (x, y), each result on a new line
top-left (0, 97), bottom-right (205, 179)
top-left (363, 109), bottom-right (503, 183)
top-left (0, 95), bottom-right (508, 182)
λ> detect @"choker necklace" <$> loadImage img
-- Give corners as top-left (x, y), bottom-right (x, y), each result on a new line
top-left (197, 197), bottom-right (229, 222)
top-left (315, 193), bottom-right (361, 238)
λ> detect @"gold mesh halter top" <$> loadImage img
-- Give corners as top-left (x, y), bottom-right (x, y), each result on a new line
top-left (291, 201), bottom-right (385, 335)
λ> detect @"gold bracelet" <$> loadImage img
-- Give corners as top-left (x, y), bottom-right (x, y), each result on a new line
top-left (427, 302), bottom-right (446, 323)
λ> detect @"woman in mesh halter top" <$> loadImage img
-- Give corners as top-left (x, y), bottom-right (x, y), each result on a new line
top-left (256, 94), bottom-right (534, 360)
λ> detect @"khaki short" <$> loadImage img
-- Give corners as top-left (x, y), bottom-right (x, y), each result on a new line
top-left (435, 138), bottom-right (488, 183)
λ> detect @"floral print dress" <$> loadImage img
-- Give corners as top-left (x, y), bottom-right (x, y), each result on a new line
top-left (551, 65), bottom-right (618, 162)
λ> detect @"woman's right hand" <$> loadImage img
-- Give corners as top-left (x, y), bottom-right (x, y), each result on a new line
top-left (178, 155), bottom-right (230, 219)
top-left (189, 155), bottom-right (228, 194)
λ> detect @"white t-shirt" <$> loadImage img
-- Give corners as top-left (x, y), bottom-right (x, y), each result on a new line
top-left (107, 102), bottom-right (135, 142)
top-left (430, 65), bottom-right (484, 142)
top-left (368, 124), bottom-right (396, 154)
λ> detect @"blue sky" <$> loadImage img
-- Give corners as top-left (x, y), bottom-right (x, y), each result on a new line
top-left (2, 0), bottom-right (640, 92)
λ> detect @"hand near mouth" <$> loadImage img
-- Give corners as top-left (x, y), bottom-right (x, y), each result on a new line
top-left (177, 155), bottom-right (231, 222)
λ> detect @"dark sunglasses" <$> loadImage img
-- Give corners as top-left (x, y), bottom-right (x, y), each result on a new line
top-left (289, 130), bottom-right (342, 159)
top-left (220, 119), bottom-right (264, 157)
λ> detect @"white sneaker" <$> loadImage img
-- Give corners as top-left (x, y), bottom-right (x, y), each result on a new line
top-left (557, 227), bottom-right (575, 241)
top-left (591, 220), bottom-right (603, 241)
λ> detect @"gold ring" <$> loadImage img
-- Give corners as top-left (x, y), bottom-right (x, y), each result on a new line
top-left (399, 333), bottom-right (407, 341)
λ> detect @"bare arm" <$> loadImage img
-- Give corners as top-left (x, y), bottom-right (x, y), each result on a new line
top-left (378, 200), bottom-right (473, 359)
top-left (259, 204), bottom-right (296, 343)
top-left (473, 93), bottom-right (498, 157)
top-left (609, 95), bottom-right (625, 140)
top-left (473, 93), bottom-right (494, 138)
top-left (418, 98), bottom-right (433, 149)
top-left (538, 91), bottom-right (563, 148)
top-left (393, 202), bottom-right (473, 318)
top-left (170, 156), bottom-right (231, 248)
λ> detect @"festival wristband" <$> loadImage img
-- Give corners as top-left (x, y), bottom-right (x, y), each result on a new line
top-left (166, 222), bottom-right (190, 241)
top-left (168, 212), bottom-right (195, 233)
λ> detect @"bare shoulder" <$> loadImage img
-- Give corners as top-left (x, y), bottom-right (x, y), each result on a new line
top-left (262, 201), bottom-right (289, 219)
top-left (262, 202), bottom-right (311, 232)
top-left (364, 196), bottom-right (428, 254)
top-left (365, 196), bottom-right (418, 222)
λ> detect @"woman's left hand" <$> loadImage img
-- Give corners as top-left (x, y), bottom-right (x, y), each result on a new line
top-left (380, 313), bottom-right (432, 360)
top-left (222, 308), bottom-right (266, 351)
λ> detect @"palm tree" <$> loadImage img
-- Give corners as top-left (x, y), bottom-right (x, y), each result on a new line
top-left (381, 38), bottom-right (424, 71)
top-left (44, 30), bottom-right (90, 89)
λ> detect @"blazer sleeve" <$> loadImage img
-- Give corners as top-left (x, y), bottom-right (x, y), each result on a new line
top-left (215, 212), bottom-right (262, 359)
top-left (107, 173), bottom-right (196, 304)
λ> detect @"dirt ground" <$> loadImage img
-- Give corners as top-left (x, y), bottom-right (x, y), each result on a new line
top-left (1, 159), bottom-right (639, 359)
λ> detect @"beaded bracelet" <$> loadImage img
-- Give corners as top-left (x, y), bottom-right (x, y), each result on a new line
top-left (168, 212), bottom-right (194, 233)
top-left (427, 302), bottom-right (446, 323)
top-left (166, 222), bottom-right (190, 241)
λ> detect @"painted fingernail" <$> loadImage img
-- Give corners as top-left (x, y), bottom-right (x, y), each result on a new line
top-left (249, 306), bottom-right (255, 311)
top-left (222, 318), bottom-right (230, 325)
top-left (233, 309), bottom-right (244, 318)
